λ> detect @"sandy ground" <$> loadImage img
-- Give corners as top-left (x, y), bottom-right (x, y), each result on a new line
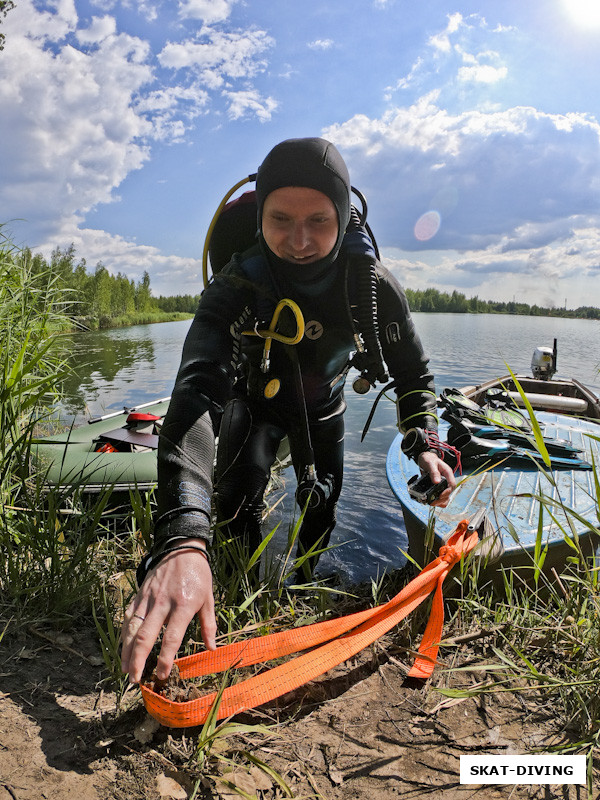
top-left (1, 620), bottom-right (597, 800)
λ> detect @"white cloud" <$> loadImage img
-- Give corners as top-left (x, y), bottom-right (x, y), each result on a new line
top-left (0, 10), bottom-right (155, 239)
top-left (458, 64), bottom-right (508, 83)
top-left (177, 0), bottom-right (238, 24)
top-left (158, 28), bottom-right (274, 81)
top-left (382, 234), bottom-right (598, 307)
top-left (324, 97), bottom-right (600, 305)
top-left (308, 39), bottom-right (334, 50)
top-left (158, 27), bottom-right (276, 120)
top-left (3, 0), bottom-right (78, 40)
top-left (0, 0), bottom-right (277, 261)
top-left (327, 99), bottom-right (600, 245)
top-left (385, 57), bottom-right (424, 95)
top-left (90, 0), bottom-right (117, 10)
top-left (76, 14), bottom-right (117, 44)
top-left (134, 85), bottom-right (210, 140)
top-left (389, 13), bottom-right (509, 105)
top-left (224, 89), bottom-right (277, 122)
top-left (428, 12), bottom-right (464, 53)
top-left (87, 0), bottom-right (159, 20)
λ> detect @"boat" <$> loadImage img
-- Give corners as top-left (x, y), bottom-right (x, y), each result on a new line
top-left (32, 397), bottom-right (171, 494)
top-left (386, 342), bottom-right (600, 581)
top-left (32, 397), bottom-right (292, 500)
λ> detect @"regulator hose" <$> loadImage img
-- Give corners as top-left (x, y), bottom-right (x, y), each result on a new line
top-left (351, 186), bottom-right (380, 260)
top-left (354, 253), bottom-right (388, 386)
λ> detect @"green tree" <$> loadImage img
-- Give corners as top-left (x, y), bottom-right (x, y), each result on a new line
top-left (404, 288), bottom-right (418, 312)
top-left (449, 290), bottom-right (468, 313)
top-left (420, 293), bottom-right (435, 313)
top-left (71, 261), bottom-right (91, 316)
top-left (92, 264), bottom-right (112, 318)
top-left (135, 270), bottom-right (153, 312)
top-left (112, 273), bottom-right (135, 315)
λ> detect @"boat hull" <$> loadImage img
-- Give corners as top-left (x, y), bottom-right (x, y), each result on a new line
top-left (32, 399), bottom-right (171, 493)
top-left (387, 401), bottom-right (600, 581)
top-left (33, 398), bottom-right (292, 496)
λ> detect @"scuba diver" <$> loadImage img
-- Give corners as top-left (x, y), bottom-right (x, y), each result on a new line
top-left (121, 137), bottom-right (456, 684)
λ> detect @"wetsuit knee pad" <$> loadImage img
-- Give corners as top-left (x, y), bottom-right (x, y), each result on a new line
top-left (214, 463), bottom-right (269, 556)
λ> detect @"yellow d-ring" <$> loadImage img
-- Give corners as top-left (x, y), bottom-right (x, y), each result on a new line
top-left (242, 298), bottom-right (305, 373)
top-left (248, 298), bottom-right (304, 345)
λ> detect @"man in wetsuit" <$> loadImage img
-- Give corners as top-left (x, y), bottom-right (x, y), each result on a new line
top-left (121, 137), bottom-right (456, 684)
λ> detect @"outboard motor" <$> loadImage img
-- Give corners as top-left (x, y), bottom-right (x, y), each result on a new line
top-left (531, 339), bottom-right (557, 381)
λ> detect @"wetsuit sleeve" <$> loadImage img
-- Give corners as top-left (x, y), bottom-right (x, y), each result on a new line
top-left (375, 265), bottom-right (438, 432)
top-left (153, 264), bottom-right (255, 549)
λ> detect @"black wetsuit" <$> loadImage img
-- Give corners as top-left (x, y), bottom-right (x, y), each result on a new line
top-left (153, 243), bottom-right (438, 572)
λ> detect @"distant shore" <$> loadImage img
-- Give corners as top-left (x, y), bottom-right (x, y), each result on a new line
top-left (63, 304), bottom-right (600, 334)
top-left (65, 310), bottom-right (194, 332)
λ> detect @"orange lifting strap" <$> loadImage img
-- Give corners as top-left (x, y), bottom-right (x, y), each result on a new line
top-left (141, 520), bottom-right (478, 728)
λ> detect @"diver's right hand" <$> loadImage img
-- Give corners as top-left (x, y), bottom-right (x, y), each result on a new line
top-left (121, 543), bottom-right (217, 684)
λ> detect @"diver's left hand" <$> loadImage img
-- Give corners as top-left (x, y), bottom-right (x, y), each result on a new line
top-left (417, 451), bottom-right (456, 508)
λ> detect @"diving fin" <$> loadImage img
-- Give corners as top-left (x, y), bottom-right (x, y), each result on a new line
top-left (485, 406), bottom-right (534, 430)
top-left (445, 415), bottom-right (583, 456)
top-left (440, 388), bottom-right (532, 432)
top-left (446, 425), bottom-right (592, 471)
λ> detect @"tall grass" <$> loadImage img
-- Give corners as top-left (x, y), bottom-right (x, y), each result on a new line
top-left (0, 231), bottom-right (116, 622)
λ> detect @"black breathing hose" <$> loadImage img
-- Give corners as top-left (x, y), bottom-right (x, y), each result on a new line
top-left (355, 258), bottom-right (389, 385)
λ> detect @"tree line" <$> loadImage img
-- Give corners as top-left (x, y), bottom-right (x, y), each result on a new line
top-left (18, 244), bottom-right (600, 327)
top-left (404, 288), bottom-right (600, 319)
top-left (22, 244), bottom-right (155, 322)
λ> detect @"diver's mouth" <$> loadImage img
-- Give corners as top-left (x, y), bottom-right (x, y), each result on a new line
top-left (286, 253), bottom-right (317, 263)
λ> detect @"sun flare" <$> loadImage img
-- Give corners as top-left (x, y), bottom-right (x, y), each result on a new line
top-left (562, 0), bottom-right (600, 28)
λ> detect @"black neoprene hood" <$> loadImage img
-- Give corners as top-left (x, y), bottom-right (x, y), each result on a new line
top-left (256, 137), bottom-right (351, 263)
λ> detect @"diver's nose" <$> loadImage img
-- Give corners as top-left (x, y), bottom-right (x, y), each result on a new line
top-left (290, 222), bottom-right (310, 251)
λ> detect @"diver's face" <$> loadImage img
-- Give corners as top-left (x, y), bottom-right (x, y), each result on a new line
top-left (262, 187), bottom-right (338, 265)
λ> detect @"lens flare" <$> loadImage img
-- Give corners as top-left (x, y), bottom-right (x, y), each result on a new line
top-left (562, 0), bottom-right (600, 28)
top-left (414, 210), bottom-right (441, 242)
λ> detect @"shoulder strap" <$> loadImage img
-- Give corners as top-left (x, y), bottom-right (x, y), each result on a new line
top-left (236, 250), bottom-right (278, 326)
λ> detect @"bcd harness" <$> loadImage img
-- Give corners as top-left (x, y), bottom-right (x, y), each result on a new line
top-left (203, 180), bottom-right (390, 398)
top-left (203, 179), bottom-right (395, 506)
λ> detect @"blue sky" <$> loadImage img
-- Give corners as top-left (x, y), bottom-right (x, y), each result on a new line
top-left (2, 0), bottom-right (600, 308)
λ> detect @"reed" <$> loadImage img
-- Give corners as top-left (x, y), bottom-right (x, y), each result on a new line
top-left (0, 232), bottom-right (112, 622)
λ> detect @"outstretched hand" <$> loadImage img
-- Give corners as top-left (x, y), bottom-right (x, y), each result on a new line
top-left (417, 451), bottom-right (456, 508)
top-left (121, 542), bottom-right (217, 684)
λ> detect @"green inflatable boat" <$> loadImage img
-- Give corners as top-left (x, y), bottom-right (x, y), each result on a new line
top-left (32, 397), bottom-right (292, 497)
top-left (32, 398), bottom-right (171, 494)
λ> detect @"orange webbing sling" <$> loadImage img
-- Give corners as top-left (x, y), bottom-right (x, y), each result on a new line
top-left (141, 520), bottom-right (478, 727)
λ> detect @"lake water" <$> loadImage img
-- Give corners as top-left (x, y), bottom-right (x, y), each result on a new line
top-left (59, 313), bottom-right (600, 583)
